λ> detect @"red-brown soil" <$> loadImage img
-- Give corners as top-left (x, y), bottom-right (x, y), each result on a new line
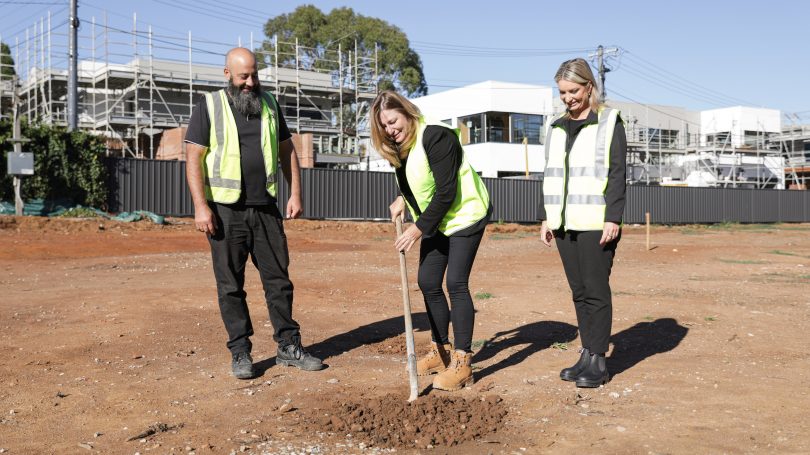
top-left (1, 216), bottom-right (809, 454)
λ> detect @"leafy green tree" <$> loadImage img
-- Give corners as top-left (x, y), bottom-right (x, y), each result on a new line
top-left (259, 5), bottom-right (427, 97)
top-left (0, 120), bottom-right (108, 208)
top-left (0, 42), bottom-right (14, 77)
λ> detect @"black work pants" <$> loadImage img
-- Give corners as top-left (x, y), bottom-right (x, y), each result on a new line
top-left (554, 229), bottom-right (618, 355)
top-left (418, 228), bottom-right (484, 353)
top-left (207, 202), bottom-right (300, 355)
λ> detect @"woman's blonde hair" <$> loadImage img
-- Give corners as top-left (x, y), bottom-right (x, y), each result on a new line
top-left (554, 58), bottom-right (602, 115)
top-left (369, 90), bottom-right (421, 168)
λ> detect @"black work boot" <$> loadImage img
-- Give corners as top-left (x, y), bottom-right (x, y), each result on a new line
top-left (277, 342), bottom-right (324, 371)
top-left (574, 352), bottom-right (609, 388)
top-left (231, 352), bottom-right (256, 379)
top-left (560, 347), bottom-right (591, 382)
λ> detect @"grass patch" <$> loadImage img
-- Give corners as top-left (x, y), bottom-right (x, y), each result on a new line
top-left (704, 316), bottom-right (717, 322)
top-left (471, 339), bottom-right (492, 351)
top-left (708, 222), bottom-right (775, 232)
top-left (717, 258), bottom-right (767, 265)
top-left (768, 250), bottom-right (801, 257)
top-left (768, 250), bottom-right (810, 259)
top-left (56, 207), bottom-right (101, 218)
top-left (551, 342), bottom-right (568, 350)
top-left (679, 228), bottom-right (707, 236)
top-left (474, 292), bottom-right (493, 300)
top-left (643, 315), bottom-right (654, 321)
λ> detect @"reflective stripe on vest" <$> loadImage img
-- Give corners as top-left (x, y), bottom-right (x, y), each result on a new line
top-left (400, 118), bottom-right (490, 236)
top-left (203, 90), bottom-right (280, 203)
top-left (542, 108), bottom-right (619, 231)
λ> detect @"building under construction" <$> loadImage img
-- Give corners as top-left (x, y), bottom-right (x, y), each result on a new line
top-left (0, 11), bottom-right (378, 166)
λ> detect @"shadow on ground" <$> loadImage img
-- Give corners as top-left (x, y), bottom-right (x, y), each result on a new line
top-left (472, 321), bottom-right (579, 381)
top-left (608, 317), bottom-right (689, 377)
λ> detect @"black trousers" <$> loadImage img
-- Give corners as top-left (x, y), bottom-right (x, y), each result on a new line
top-left (207, 202), bottom-right (300, 355)
top-left (555, 229), bottom-right (618, 355)
top-left (418, 228), bottom-right (485, 352)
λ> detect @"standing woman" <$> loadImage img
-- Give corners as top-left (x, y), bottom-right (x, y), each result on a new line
top-left (539, 58), bottom-right (627, 388)
top-left (370, 90), bottom-right (492, 392)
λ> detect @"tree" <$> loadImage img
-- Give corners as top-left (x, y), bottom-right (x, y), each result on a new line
top-left (1, 42), bottom-right (15, 117)
top-left (0, 42), bottom-right (14, 78)
top-left (259, 5), bottom-right (427, 97)
top-left (0, 119), bottom-right (108, 208)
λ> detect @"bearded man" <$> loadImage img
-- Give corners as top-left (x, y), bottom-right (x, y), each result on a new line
top-left (185, 47), bottom-right (323, 379)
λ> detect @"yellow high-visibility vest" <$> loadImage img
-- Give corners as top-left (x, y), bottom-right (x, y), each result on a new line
top-left (202, 89), bottom-right (280, 203)
top-left (400, 118), bottom-right (490, 235)
top-left (543, 108), bottom-right (620, 231)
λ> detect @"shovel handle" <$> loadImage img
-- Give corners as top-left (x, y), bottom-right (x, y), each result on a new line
top-left (396, 217), bottom-right (419, 402)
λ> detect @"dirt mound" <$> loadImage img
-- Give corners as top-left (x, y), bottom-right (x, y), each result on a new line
top-left (305, 394), bottom-right (507, 449)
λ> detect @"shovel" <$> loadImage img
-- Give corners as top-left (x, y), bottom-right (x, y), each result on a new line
top-left (395, 217), bottom-right (419, 402)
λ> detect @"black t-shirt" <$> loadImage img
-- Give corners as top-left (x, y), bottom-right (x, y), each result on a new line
top-left (396, 125), bottom-right (490, 237)
top-left (184, 93), bottom-right (292, 206)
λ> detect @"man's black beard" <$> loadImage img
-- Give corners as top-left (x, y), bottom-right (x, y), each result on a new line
top-left (228, 79), bottom-right (262, 117)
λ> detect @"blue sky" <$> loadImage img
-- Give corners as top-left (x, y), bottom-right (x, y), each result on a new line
top-left (1, 0), bottom-right (807, 121)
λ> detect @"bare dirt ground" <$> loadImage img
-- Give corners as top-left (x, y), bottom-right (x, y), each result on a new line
top-left (1, 215), bottom-right (809, 454)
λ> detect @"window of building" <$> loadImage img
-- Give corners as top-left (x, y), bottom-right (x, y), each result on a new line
top-left (706, 132), bottom-right (730, 146)
top-left (486, 112), bottom-right (509, 143)
top-left (458, 113), bottom-right (484, 145)
top-left (646, 128), bottom-right (679, 148)
top-left (743, 130), bottom-right (763, 147)
top-left (510, 113), bottom-right (543, 144)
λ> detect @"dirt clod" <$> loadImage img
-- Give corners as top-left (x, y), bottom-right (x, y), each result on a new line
top-left (302, 394), bottom-right (507, 448)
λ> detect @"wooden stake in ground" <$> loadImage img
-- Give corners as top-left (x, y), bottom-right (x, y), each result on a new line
top-left (646, 212), bottom-right (651, 251)
top-left (395, 217), bottom-right (419, 402)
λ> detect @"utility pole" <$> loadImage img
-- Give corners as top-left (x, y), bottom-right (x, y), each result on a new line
top-left (588, 45), bottom-right (619, 103)
top-left (9, 75), bottom-right (32, 215)
top-left (67, 0), bottom-right (78, 130)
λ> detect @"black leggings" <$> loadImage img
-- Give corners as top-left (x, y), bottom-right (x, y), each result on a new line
top-left (418, 228), bottom-right (484, 352)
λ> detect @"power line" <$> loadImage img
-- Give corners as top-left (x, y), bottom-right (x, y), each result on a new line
top-left (148, 0), bottom-right (265, 29)
top-left (620, 50), bottom-right (759, 107)
top-left (608, 85), bottom-right (702, 128)
top-left (0, 1), bottom-right (66, 3)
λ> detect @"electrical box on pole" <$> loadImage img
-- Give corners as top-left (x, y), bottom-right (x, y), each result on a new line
top-left (6, 151), bottom-right (33, 175)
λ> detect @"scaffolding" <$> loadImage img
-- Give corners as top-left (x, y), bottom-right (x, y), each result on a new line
top-left (622, 114), bottom-right (787, 189)
top-left (0, 10), bottom-right (378, 163)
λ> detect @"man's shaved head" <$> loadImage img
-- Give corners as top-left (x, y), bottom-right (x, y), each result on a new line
top-left (225, 47), bottom-right (257, 71)
top-left (224, 47), bottom-right (262, 117)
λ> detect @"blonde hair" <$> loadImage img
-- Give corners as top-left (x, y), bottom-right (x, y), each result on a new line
top-left (554, 58), bottom-right (602, 115)
top-left (369, 90), bottom-right (421, 168)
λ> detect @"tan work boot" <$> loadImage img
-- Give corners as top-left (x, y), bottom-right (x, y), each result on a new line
top-left (416, 342), bottom-right (452, 376)
top-left (432, 349), bottom-right (474, 391)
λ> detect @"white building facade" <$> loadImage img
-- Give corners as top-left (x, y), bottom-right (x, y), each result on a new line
top-left (364, 80), bottom-right (788, 188)
top-left (410, 81), bottom-right (554, 178)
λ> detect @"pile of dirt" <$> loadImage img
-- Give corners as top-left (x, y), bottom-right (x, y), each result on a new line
top-left (305, 394), bottom-right (507, 449)
top-left (0, 215), bottom-right (186, 234)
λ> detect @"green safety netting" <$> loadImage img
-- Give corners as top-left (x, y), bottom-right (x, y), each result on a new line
top-left (0, 199), bottom-right (165, 224)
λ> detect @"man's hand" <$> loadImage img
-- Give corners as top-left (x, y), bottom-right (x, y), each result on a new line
top-left (286, 194), bottom-right (303, 219)
top-left (186, 141), bottom-right (216, 236)
top-left (540, 220), bottom-right (553, 247)
top-left (194, 204), bottom-right (216, 236)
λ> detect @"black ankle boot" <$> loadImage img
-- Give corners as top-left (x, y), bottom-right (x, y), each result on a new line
top-left (574, 352), bottom-right (609, 388)
top-left (560, 348), bottom-right (591, 382)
